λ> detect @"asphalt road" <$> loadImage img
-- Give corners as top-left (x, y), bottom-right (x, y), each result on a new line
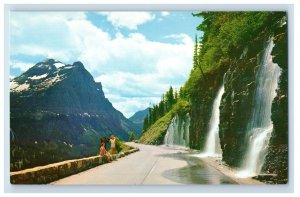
top-left (52, 142), bottom-right (236, 185)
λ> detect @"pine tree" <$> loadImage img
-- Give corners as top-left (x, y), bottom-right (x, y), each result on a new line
top-left (142, 86), bottom-right (179, 133)
top-left (174, 89), bottom-right (178, 103)
top-left (143, 114), bottom-right (149, 130)
top-left (193, 34), bottom-right (199, 69)
top-left (179, 87), bottom-right (184, 99)
top-left (159, 100), bottom-right (165, 117)
top-left (129, 132), bottom-right (136, 142)
top-left (167, 86), bottom-right (174, 110)
top-left (197, 35), bottom-right (206, 80)
top-left (149, 108), bottom-right (153, 125)
top-left (152, 105), bottom-right (158, 123)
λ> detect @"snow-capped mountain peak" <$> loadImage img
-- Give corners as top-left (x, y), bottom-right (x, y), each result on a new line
top-left (10, 59), bottom-right (79, 93)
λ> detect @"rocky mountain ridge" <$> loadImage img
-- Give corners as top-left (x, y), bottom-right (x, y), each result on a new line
top-left (10, 59), bottom-right (139, 171)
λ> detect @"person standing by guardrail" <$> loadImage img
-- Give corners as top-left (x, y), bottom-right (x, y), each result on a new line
top-left (110, 135), bottom-right (116, 154)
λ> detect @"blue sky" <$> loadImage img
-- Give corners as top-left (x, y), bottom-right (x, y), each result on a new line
top-left (10, 11), bottom-right (203, 118)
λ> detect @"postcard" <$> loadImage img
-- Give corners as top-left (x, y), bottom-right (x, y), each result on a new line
top-left (8, 10), bottom-right (288, 186)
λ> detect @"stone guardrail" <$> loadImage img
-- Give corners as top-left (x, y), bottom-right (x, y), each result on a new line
top-left (10, 148), bottom-right (139, 184)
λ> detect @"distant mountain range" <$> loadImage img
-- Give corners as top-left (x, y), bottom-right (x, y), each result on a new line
top-left (10, 59), bottom-right (140, 170)
top-left (129, 108), bottom-right (149, 136)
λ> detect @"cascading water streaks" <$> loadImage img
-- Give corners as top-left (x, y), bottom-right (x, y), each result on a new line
top-left (237, 39), bottom-right (281, 178)
top-left (201, 83), bottom-right (225, 158)
top-left (164, 113), bottom-right (190, 147)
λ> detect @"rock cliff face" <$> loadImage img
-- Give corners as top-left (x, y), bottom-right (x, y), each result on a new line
top-left (189, 66), bottom-right (227, 150)
top-left (262, 19), bottom-right (288, 184)
top-left (219, 48), bottom-right (259, 167)
top-left (10, 59), bottom-right (139, 171)
top-left (188, 14), bottom-right (288, 183)
top-left (219, 20), bottom-right (288, 180)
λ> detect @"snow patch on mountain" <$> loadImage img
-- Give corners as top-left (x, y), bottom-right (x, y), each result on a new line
top-left (14, 83), bottom-right (30, 92)
top-left (29, 73), bottom-right (48, 80)
top-left (44, 74), bottom-right (62, 86)
top-left (63, 66), bottom-right (73, 69)
top-left (54, 62), bottom-right (65, 69)
top-left (10, 81), bottom-right (19, 89)
top-left (10, 80), bottom-right (30, 92)
top-left (83, 112), bottom-right (91, 117)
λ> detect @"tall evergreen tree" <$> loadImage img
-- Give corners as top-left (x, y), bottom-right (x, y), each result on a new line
top-left (129, 131), bottom-right (136, 142)
top-left (143, 114), bottom-right (149, 130)
top-left (159, 100), bottom-right (165, 117)
top-left (142, 85), bottom-right (181, 133)
top-left (197, 35), bottom-right (206, 80)
top-left (174, 89), bottom-right (178, 103)
top-left (179, 87), bottom-right (184, 99)
top-left (149, 107), bottom-right (153, 125)
top-left (166, 86), bottom-right (174, 111)
top-left (193, 34), bottom-right (199, 69)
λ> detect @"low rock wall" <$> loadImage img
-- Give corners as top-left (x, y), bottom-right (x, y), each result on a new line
top-left (10, 148), bottom-right (139, 184)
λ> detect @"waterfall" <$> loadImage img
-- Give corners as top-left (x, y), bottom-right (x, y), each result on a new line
top-left (237, 39), bottom-right (281, 178)
top-left (202, 83), bottom-right (225, 157)
top-left (164, 113), bottom-right (190, 147)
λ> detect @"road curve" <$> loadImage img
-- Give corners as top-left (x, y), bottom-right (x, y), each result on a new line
top-left (52, 143), bottom-right (189, 185)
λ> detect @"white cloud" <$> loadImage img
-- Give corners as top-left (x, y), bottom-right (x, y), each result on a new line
top-left (9, 75), bottom-right (15, 80)
top-left (161, 12), bottom-right (170, 17)
top-left (10, 61), bottom-right (35, 72)
top-left (10, 12), bottom-right (194, 117)
top-left (165, 33), bottom-right (192, 44)
top-left (103, 93), bottom-right (160, 118)
top-left (96, 72), bottom-right (173, 98)
top-left (10, 12), bottom-right (89, 63)
top-left (98, 12), bottom-right (155, 30)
